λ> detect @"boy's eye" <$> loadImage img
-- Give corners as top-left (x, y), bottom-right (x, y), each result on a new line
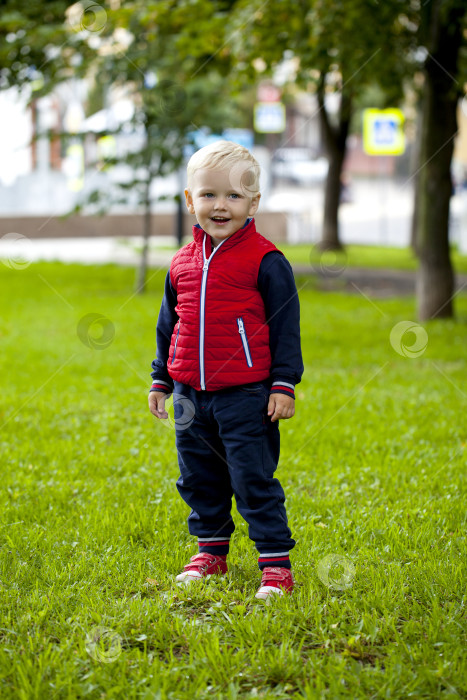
top-left (200, 192), bottom-right (242, 199)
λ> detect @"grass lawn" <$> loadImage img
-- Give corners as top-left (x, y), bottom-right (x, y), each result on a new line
top-left (289, 244), bottom-right (467, 275)
top-left (0, 260), bottom-right (466, 699)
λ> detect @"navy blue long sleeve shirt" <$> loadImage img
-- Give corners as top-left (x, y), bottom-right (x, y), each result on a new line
top-left (150, 250), bottom-right (304, 397)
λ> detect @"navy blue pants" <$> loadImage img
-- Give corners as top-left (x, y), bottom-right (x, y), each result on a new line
top-left (173, 379), bottom-right (295, 569)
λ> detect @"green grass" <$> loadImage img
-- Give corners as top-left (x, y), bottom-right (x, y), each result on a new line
top-left (0, 260), bottom-right (466, 699)
top-left (284, 244), bottom-right (467, 274)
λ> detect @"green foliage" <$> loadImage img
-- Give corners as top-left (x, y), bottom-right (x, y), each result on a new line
top-left (228, 0), bottom-right (416, 103)
top-left (0, 0), bottom-right (71, 90)
top-left (1, 0), bottom-right (254, 214)
top-left (77, 1), bottom-right (256, 215)
top-left (0, 260), bottom-right (466, 698)
top-left (85, 76), bottom-right (106, 117)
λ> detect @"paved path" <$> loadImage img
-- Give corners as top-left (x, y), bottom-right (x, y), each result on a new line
top-left (292, 264), bottom-right (467, 297)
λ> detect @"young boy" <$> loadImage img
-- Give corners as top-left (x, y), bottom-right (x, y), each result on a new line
top-left (148, 141), bottom-right (303, 600)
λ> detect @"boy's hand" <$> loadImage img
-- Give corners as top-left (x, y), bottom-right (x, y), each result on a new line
top-left (267, 393), bottom-right (295, 422)
top-left (148, 390), bottom-right (170, 420)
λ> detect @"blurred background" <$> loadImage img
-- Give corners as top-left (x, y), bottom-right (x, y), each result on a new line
top-left (0, 0), bottom-right (466, 318)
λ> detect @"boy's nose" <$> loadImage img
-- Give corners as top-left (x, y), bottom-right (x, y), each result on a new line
top-left (213, 199), bottom-right (227, 209)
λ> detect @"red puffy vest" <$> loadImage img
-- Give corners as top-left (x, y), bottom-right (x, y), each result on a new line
top-left (168, 218), bottom-right (282, 391)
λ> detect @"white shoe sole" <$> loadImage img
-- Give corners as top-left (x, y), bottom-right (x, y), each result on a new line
top-left (175, 571), bottom-right (203, 582)
top-left (255, 585), bottom-right (284, 600)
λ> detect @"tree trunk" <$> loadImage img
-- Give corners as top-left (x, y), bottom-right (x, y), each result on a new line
top-left (322, 146), bottom-right (346, 250)
top-left (317, 80), bottom-right (352, 251)
top-left (135, 183), bottom-right (151, 294)
top-left (410, 102), bottom-right (423, 253)
top-left (415, 1), bottom-right (465, 320)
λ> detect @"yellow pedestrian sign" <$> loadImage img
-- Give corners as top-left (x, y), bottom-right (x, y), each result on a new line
top-left (363, 109), bottom-right (405, 155)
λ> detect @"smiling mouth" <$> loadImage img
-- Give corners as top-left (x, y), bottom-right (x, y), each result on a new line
top-left (211, 217), bottom-right (231, 224)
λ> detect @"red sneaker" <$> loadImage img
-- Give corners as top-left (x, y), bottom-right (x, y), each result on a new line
top-left (255, 567), bottom-right (294, 600)
top-left (175, 553), bottom-right (228, 582)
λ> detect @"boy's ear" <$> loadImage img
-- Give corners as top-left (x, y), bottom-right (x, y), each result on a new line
top-left (184, 188), bottom-right (195, 214)
top-left (248, 193), bottom-right (261, 217)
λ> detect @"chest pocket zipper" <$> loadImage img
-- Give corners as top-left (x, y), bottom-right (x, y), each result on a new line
top-left (171, 321), bottom-right (180, 364)
top-left (237, 317), bottom-right (253, 367)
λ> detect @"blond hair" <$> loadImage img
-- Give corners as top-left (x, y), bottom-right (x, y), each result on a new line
top-left (186, 140), bottom-right (261, 198)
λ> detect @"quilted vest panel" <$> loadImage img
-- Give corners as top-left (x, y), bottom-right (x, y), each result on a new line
top-left (168, 218), bottom-right (282, 391)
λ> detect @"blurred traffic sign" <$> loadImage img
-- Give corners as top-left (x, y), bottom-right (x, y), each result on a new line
top-left (254, 102), bottom-right (286, 133)
top-left (222, 129), bottom-right (254, 150)
top-left (257, 83), bottom-right (281, 102)
top-left (184, 130), bottom-right (223, 157)
top-left (363, 109), bottom-right (405, 155)
top-left (184, 128), bottom-right (254, 158)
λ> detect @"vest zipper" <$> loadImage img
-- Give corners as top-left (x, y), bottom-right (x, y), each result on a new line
top-left (171, 321), bottom-right (180, 365)
top-left (199, 235), bottom-right (227, 390)
top-left (237, 317), bottom-right (253, 367)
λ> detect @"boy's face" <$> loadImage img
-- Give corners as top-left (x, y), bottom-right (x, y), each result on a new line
top-left (184, 167), bottom-right (260, 247)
